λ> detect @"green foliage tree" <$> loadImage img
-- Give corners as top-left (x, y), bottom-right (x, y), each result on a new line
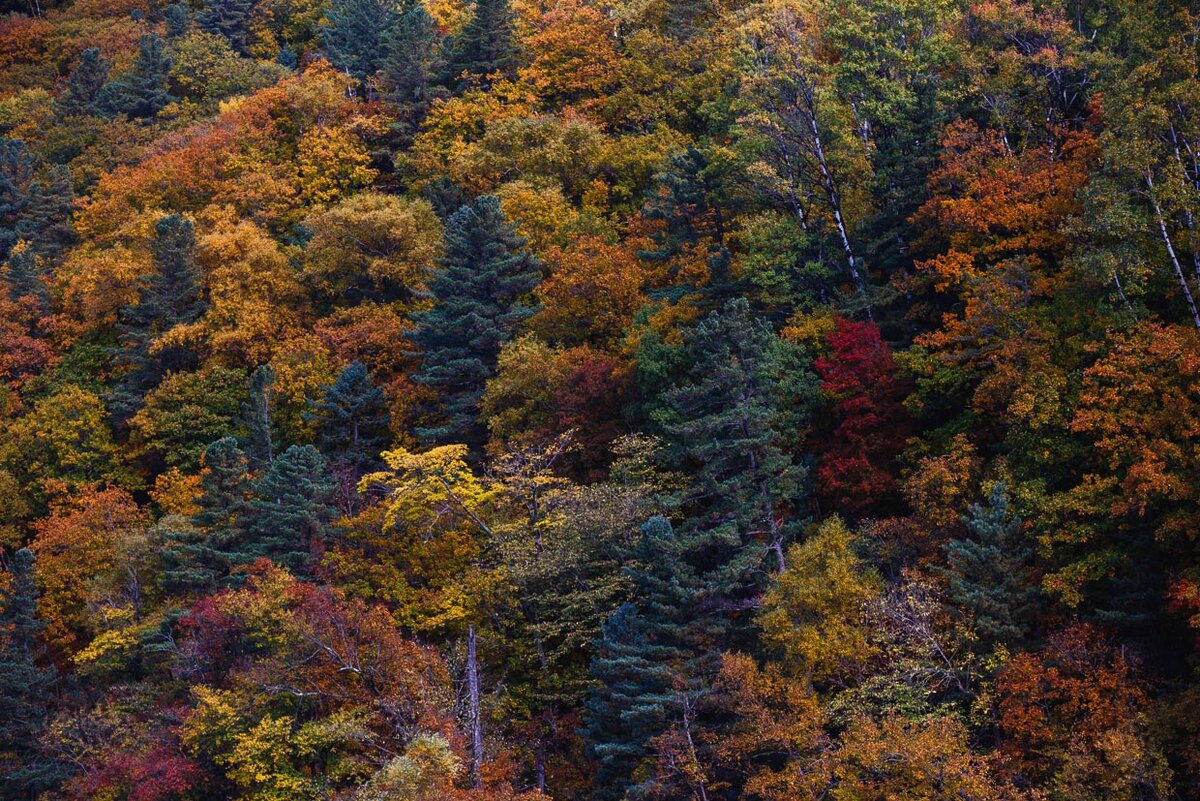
top-left (410, 195), bottom-right (540, 447)
top-left (249, 444), bottom-right (336, 573)
top-left (442, 0), bottom-right (518, 88)
top-left (307, 361), bottom-right (391, 472)
top-left (0, 549), bottom-right (64, 798)
top-left (379, 5), bottom-right (444, 142)
top-left (319, 0), bottom-right (400, 81)
top-left (242, 364), bottom-right (276, 470)
top-left (197, 0), bottom-right (259, 54)
top-left (99, 33), bottom-right (175, 119)
top-left (111, 214), bottom-right (206, 421)
top-left (0, 139), bottom-right (74, 261)
top-left (940, 483), bottom-right (1040, 649)
top-left (54, 47), bottom-right (110, 118)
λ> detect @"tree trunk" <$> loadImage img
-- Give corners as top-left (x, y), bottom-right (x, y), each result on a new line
top-left (467, 625), bottom-right (484, 789)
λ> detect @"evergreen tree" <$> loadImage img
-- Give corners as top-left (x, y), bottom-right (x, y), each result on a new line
top-left (164, 2), bottom-right (191, 38)
top-left (0, 549), bottom-right (63, 798)
top-left (54, 47), bottom-right (110, 118)
top-left (442, 0), bottom-right (518, 88)
top-left (110, 213), bottom-right (206, 420)
top-left (307, 361), bottom-right (391, 472)
top-left (0, 139), bottom-right (73, 261)
top-left (585, 517), bottom-right (698, 801)
top-left (379, 4), bottom-right (443, 142)
top-left (319, 0), bottom-right (400, 81)
top-left (196, 0), bottom-right (258, 54)
top-left (249, 444), bottom-right (336, 573)
top-left (3, 247), bottom-right (49, 309)
top-left (163, 437), bottom-right (253, 591)
top-left (99, 33), bottom-right (174, 119)
top-left (641, 146), bottom-right (739, 306)
top-left (410, 195), bottom-right (540, 446)
top-left (940, 483), bottom-right (1041, 649)
top-left (242, 364), bottom-right (277, 470)
top-left (658, 298), bottom-right (807, 609)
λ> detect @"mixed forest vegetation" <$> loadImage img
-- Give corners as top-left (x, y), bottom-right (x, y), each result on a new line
top-left (1, 0), bottom-right (1200, 797)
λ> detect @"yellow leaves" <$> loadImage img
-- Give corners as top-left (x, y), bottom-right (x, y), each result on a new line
top-left (296, 125), bottom-right (378, 206)
top-left (303, 192), bottom-right (443, 298)
top-left (760, 516), bottom-right (882, 682)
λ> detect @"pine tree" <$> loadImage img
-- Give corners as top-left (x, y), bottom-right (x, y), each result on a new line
top-left (196, 0), bottom-right (258, 54)
top-left (249, 444), bottom-right (336, 574)
top-left (658, 298), bottom-right (806, 608)
top-left (410, 195), bottom-right (540, 446)
top-left (0, 139), bottom-right (73, 261)
top-left (940, 483), bottom-right (1040, 649)
top-left (319, 0), bottom-right (400, 81)
top-left (306, 361), bottom-right (391, 472)
top-left (162, 437), bottom-right (253, 591)
top-left (242, 364), bottom-right (276, 470)
top-left (442, 0), bottom-right (518, 88)
top-left (379, 4), bottom-right (443, 141)
top-left (3, 247), bottom-right (49, 311)
top-left (585, 517), bottom-right (698, 801)
top-left (99, 33), bottom-right (174, 119)
top-left (0, 549), bottom-right (63, 798)
top-left (164, 2), bottom-right (191, 37)
top-left (110, 213), bottom-right (206, 420)
top-left (54, 47), bottom-right (110, 118)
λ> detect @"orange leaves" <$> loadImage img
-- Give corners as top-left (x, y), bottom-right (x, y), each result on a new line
top-left (518, 0), bottom-right (621, 113)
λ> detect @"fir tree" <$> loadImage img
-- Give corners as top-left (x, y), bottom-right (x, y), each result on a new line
top-left (410, 195), bottom-right (540, 446)
top-left (249, 444), bottom-right (336, 573)
top-left (307, 361), bottom-right (391, 472)
top-left (585, 517), bottom-right (698, 801)
top-left (99, 33), bottom-right (174, 119)
top-left (197, 0), bottom-right (259, 54)
top-left (0, 139), bottom-right (73, 261)
top-left (0, 549), bottom-right (64, 798)
top-left (941, 483), bottom-right (1041, 649)
top-left (319, 0), bottom-right (400, 81)
top-left (658, 297), bottom-right (806, 608)
top-left (164, 2), bottom-right (191, 37)
top-left (442, 0), bottom-right (518, 88)
top-left (242, 365), bottom-right (277, 470)
top-left (163, 437), bottom-right (253, 591)
top-left (110, 214), bottom-right (206, 420)
top-left (379, 4), bottom-right (443, 142)
top-left (54, 47), bottom-right (110, 118)
top-left (3, 247), bottom-right (49, 309)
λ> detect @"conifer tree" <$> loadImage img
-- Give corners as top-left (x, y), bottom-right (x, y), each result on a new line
top-left (319, 0), bottom-right (400, 81)
top-left (110, 214), bottom-right (206, 420)
top-left (307, 361), bottom-right (391, 471)
top-left (99, 33), bottom-right (174, 119)
top-left (410, 195), bottom-right (540, 446)
top-left (3, 247), bottom-right (49, 311)
top-left (1, 139), bottom-right (73, 261)
top-left (164, 2), bottom-right (191, 37)
top-left (585, 517), bottom-right (697, 801)
top-left (659, 298), bottom-right (806, 605)
top-left (249, 444), bottom-right (336, 573)
top-left (197, 0), bottom-right (258, 54)
top-left (941, 483), bottom-right (1040, 649)
top-left (54, 47), bottom-right (110, 118)
top-left (163, 437), bottom-right (253, 591)
top-left (0, 549), bottom-right (63, 798)
top-left (242, 364), bottom-right (276, 470)
top-left (442, 0), bottom-right (518, 88)
top-left (379, 4), bottom-right (443, 141)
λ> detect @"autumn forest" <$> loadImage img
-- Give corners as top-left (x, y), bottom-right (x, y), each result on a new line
top-left (0, 0), bottom-right (1199, 798)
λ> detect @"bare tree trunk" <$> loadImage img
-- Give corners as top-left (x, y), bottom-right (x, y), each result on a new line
top-left (467, 625), bottom-right (484, 789)
top-left (1147, 171), bottom-right (1200, 330)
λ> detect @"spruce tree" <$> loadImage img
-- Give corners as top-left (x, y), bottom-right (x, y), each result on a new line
top-left (99, 33), bottom-right (174, 119)
top-left (162, 437), bottom-right (253, 591)
top-left (242, 364), bottom-right (276, 470)
top-left (410, 195), bottom-right (540, 446)
top-left (54, 47), bottom-right (110, 118)
top-left (940, 483), bottom-right (1040, 649)
top-left (319, 0), bottom-right (400, 81)
top-left (197, 0), bottom-right (258, 54)
top-left (110, 213), bottom-right (206, 420)
top-left (164, 2), bottom-right (191, 38)
top-left (585, 517), bottom-right (698, 801)
top-left (0, 138), bottom-right (34, 261)
top-left (442, 0), bottom-right (518, 88)
top-left (1, 139), bottom-right (73, 261)
top-left (379, 4), bottom-right (443, 141)
top-left (3, 247), bottom-right (49, 311)
top-left (249, 444), bottom-right (336, 573)
top-left (658, 297), bottom-right (806, 609)
top-left (307, 361), bottom-right (391, 472)
top-left (0, 549), bottom-right (63, 798)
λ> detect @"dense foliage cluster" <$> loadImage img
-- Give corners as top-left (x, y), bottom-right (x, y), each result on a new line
top-left (1, 0), bottom-right (1199, 798)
